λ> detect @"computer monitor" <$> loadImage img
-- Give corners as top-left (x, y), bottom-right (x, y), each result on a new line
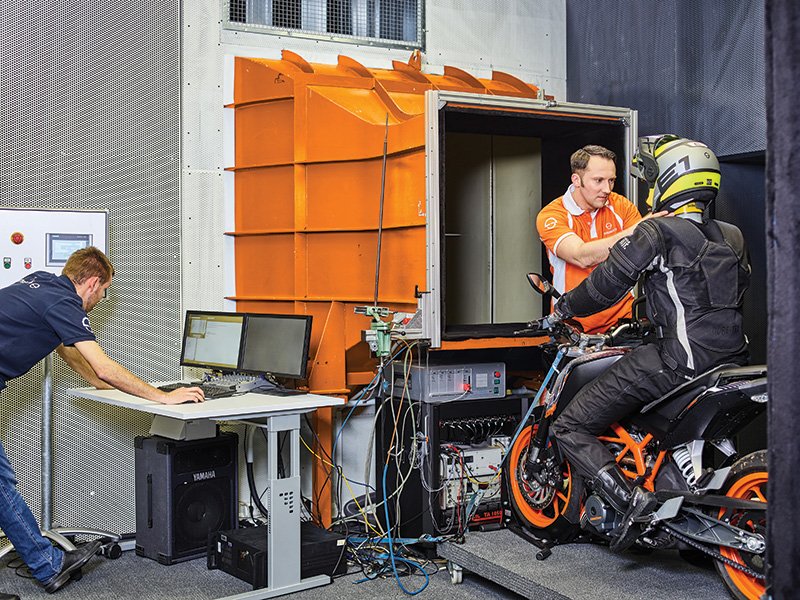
top-left (180, 311), bottom-right (245, 372)
top-left (239, 313), bottom-right (313, 379)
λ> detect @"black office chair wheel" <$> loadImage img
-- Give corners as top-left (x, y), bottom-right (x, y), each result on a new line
top-left (99, 542), bottom-right (122, 559)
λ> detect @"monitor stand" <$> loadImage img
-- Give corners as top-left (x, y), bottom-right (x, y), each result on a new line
top-left (250, 380), bottom-right (306, 397)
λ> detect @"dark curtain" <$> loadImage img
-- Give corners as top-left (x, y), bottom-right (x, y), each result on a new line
top-left (566, 1), bottom-right (767, 366)
top-left (567, 0), bottom-right (792, 593)
top-left (765, 0), bottom-right (800, 597)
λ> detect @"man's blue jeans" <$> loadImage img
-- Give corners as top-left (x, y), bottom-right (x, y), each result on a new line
top-left (0, 439), bottom-right (63, 584)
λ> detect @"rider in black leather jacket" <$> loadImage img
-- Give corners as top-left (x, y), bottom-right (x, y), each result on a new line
top-left (549, 136), bottom-right (751, 552)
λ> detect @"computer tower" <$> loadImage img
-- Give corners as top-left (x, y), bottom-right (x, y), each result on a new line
top-left (135, 432), bottom-right (238, 564)
top-left (207, 522), bottom-right (347, 588)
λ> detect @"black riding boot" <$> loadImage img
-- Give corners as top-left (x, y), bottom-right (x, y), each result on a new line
top-left (593, 463), bottom-right (657, 553)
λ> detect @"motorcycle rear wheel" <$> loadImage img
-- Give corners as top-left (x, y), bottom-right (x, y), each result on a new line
top-left (505, 424), bottom-right (581, 539)
top-left (714, 450), bottom-right (767, 600)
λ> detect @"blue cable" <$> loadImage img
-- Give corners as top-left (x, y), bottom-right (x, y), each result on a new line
top-left (328, 383), bottom-right (378, 495)
top-left (331, 346), bottom-right (410, 492)
top-left (332, 380), bottom-right (375, 458)
top-left (381, 463), bottom-right (429, 595)
top-left (499, 346), bottom-right (566, 468)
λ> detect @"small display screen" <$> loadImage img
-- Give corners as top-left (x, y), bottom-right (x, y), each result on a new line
top-left (180, 312), bottom-right (245, 371)
top-left (46, 233), bottom-right (93, 266)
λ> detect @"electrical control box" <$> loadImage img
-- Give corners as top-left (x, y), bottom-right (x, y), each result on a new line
top-left (392, 362), bottom-right (506, 403)
top-left (0, 207), bottom-right (108, 288)
top-left (438, 444), bottom-right (506, 510)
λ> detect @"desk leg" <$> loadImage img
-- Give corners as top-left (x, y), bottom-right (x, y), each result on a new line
top-left (220, 413), bottom-right (330, 600)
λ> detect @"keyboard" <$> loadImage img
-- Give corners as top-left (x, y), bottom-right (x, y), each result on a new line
top-left (157, 382), bottom-right (235, 399)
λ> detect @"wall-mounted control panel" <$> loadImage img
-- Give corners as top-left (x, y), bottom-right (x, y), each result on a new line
top-left (0, 208), bottom-right (108, 288)
top-left (392, 362), bottom-right (506, 403)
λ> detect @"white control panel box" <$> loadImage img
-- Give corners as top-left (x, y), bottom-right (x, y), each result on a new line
top-left (392, 362), bottom-right (506, 403)
top-left (439, 444), bottom-right (505, 510)
top-left (0, 207), bottom-right (108, 288)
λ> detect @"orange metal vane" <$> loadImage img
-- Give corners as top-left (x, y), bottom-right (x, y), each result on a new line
top-left (227, 50), bottom-right (545, 394)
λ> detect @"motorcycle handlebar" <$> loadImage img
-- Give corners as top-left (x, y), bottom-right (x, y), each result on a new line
top-left (607, 321), bottom-right (635, 340)
top-left (521, 318), bottom-right (648, 348)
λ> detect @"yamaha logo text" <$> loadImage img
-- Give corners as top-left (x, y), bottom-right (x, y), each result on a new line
top-left (193, 470), bottom-right (216, 482)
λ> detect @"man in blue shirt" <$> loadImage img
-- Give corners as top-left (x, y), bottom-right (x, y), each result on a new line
top-left (0, 247), bottom-right (203, 594)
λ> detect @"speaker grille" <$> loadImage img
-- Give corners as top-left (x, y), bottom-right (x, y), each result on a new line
top-left (0, 1), bottom-right (181, 538)
top-left (174, 480), bottom-right (228, 553)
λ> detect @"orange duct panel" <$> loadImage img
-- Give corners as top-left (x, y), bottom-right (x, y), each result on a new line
top-left (232, 57), bottom-right (296, 105)
top-left (490, 70), bottom-right (540, 98)
top-left (304, 229), bottom-right (425, 302)
top-left (281, 50), bottom-right (315, 73)
top-left (235, 101), bottom-right (294, 167)
top-left (378, 91), bottom-right (426, 116)
top-left (312, 86), bottom-right (408, 124)
top-left (235, 300), bottom-right (298, 313)
top-left (443, 66), bottom-right (486, 91)
top-left (304, 152), bottom-right (426, 231)
top-left (234, 166), bottom-right (294, 231)
top-left (230, 51), bottom-right (549, 394)
top-left (234, 234), bottom-right (296, 297)
top-left (390, 60), bottom-right (431, 84)
top-left (300, 87), bottom-right (424, 163)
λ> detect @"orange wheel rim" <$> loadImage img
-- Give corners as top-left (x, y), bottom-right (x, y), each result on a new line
top-left (508, 426), bottom-right (573, 528)
top-left (718, 471), bottom-right (767, 600)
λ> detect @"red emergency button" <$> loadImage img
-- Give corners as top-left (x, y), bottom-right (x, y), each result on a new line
top-left (494, 371), bottom-right (501, 378)
top-left (10, 232), bottom-right (23, 245)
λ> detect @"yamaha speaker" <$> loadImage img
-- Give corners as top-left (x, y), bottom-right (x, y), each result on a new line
top-left (135, 432), bottom-right (238, 564)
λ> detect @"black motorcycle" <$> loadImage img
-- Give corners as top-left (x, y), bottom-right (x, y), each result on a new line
top-left (504, 273), bottom-right (768, 600)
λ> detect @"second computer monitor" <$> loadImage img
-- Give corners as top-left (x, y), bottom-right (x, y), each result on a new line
top-left (239, 313), bottom-right (313, 379)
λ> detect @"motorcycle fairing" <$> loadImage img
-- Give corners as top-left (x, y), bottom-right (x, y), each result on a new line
top-left (545, 348), bottom-right (628, 420)
top-left (629, 364), bottom-right (767, 445)
top-left (661, 381), bottom-right (766, 448)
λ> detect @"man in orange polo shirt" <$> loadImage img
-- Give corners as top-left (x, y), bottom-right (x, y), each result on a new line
top-left (536, 145), bottom-right (662, 333)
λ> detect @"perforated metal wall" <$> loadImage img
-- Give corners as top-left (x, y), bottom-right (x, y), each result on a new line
top-left (0, 2), bottom-right (181, 536)
top-left (566, 0), bottom-right (765, 157)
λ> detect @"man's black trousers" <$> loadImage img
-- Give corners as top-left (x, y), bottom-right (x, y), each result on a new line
top-left (551, 343), bottom-right (686, 480)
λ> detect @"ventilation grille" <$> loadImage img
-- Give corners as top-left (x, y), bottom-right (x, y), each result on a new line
top-left (0, 2), bottom-right (181, 536)
top-left (224, 0), bottom-right (423, 48)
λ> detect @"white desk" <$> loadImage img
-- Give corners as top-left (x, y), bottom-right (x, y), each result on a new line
top-left (69, 386), bottom-right (342, 600)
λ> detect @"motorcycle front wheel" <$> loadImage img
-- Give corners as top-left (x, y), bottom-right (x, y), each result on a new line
top-left (715, 449), bottom-right (767, 600)
top-left (505, 424), bottom-right (581, 539)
